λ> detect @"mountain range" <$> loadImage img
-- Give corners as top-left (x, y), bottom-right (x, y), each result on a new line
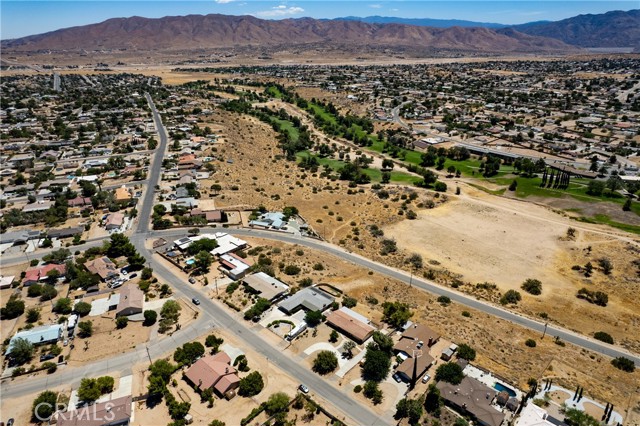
top-left (1, 9), bottom-right (637, 54)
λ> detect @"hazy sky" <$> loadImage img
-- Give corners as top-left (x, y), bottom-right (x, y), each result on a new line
top-left (1, 1), bottom-right (637, 40)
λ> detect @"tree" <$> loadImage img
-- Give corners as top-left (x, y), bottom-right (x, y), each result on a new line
top-left (74, 301), bottom-right (92, 316)
top-left (78, 320), bottom-right (93, 337)
top-left (43, 248), bottom-right (71, 264)
top-left (53, 297), bottom-right (72, 314)
top-left (238, 371), bottom-right (264, 397)
top-left (424, 383), bottom-right (442, 416)
top-left (192, 250), bottom-right (212, 273)
top-left (611, 357), bottom-right (635, 372)
top-left (329, 330), bottom-right (339, 343)
top-left (185, 238), bottom-right (217, 256)
top-left (363, 380), bottom-right (384, 404)
top-left (500, 290), bottom-right (522, 305)
top-left (78, 378), bottom-right (103, 403)
top-left (598, 258), bottom-right (613, 275)
top-left (435, 362), bottom-right (464, 385)
top-left (149, 359), bottom-right (176, 383)
top-left (39, 284), bottom-right (58, 301)
top-left (116, 316), bottom-right (129, 329)
top-left (264, 392), bottom-right (291, 423)
top-left (382, 159), bottom-right (394, 170)
top-left (27, 284), bottom-right (43, 298)
top-left (205, 334), bottom-right (224, 352)
top-left (32, 390), bottom-right (58, 422)
top-left (396, 398), bottom-right (423, 424)
top-left (521, 278), bottom-right (542, 295)
top-left (342, 296), bottom-right (357, 308)
top-left (623, 198), bottom-right (632, 211)
top-left (586, 180), bottom-right (605, 196)
top-left (563, 407), bottom-right (601, 426)
top-left (161, 300), bottom-right (181, 323)
top-left (342, 340), bottom-right (356, 359)
top-left (26, 307), bottom-right (40, 323)
top-left (362, 347), bottom-right (391, 381)
top-left (305, 310), bottom-right (323, 327)
top-left (313, 350), bottom-right (339, 375)
top-left (457, 344), bottom-right (476, 361)
top-left (1, 294), bottom-right (25, 319)
top-left (371, 331), bottom-right (394, 354)
top-left (143, 310), bottom-right (158, 326)
top-left (593, 332), bottom-right (614, 344)
top-left (174, 342), bottom-right (205, 366)
top-left (381, 301), bottom-right (413, 328)
top-left (9, 337), bottom-right (34, 365)
top-left (141, 267), bottom-right (153, 280)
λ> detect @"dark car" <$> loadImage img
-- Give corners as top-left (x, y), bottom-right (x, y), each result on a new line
top-left (7, 418), bottom-right (15, 426)
top-left (192, 298), bottom-right (200, 305)
top-left (188, 277), bottom-right (196, 284)
top-left (298, 384), bottom-right (309, 394)
top-left (40, 353), bottom-right (55, 362)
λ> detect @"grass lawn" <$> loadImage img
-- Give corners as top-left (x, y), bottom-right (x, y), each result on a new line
top-left (307, 102), bottom-right (338, 126)
top-left (269, 117), bottom-right (300, 142)
top-left (265, 85), bottom-right (283, 99)
top-left (296, 151), bottom-right (420, 184)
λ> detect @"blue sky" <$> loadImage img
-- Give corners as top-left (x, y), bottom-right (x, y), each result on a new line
top-left (1, 1), bottom-right (637, 40)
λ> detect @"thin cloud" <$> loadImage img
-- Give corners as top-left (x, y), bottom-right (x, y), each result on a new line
top-left (254, 5), bottom-right (305, 17)
top-left (214, 0), bottom-right (236, 3)
top-left (369, 4), bottom-right (383, 8)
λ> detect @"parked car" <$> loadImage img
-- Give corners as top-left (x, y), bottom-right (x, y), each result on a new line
top-left (121, 269), bottom-right (128, 275)
top-left (392, 373), bottom-right (402, 383)
top-left (191, 298), bottom-right (200, 305)
top-left (422, 374), bottom-right (431, 384)
top-left (298, 384), bottom-right (309, 394)
top-left (188, 277), bottom-right (196, 284)
top-left (63, 339), bottom-right (69, 346)
top-left (7, 418), bottom-right (15, 426)
top-left (129, 273), bottom-right (137, 279)
top-left (40, 353), bottom-right (55, 362)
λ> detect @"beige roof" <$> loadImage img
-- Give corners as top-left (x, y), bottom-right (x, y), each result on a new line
top-left (85, 256), bottom-right (118, 280)
top-left (116, 283), bottom-right (144, 315)
top-left (242, 272), bottom-right (289, 301)
top-left (394, 323), bottom-right (440, 354)
top-left (114, 186), bottom-right (131, 201)
top-left (57, 395), bottom-right (132, 426)
top-left (437, 377), bottom-right (505, 426)
top-left (105, 212), bottom-right (125, 228)
top-left (325, 309), bottom-right (375, 343)
top-left (184, 352), bottom-right (239, 394)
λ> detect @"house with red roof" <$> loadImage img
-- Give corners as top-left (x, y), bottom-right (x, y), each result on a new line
top-left (23, 264), bottom-right (66, 286)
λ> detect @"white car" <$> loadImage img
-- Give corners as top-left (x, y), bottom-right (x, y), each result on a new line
top-left (422, 374), bottom-right (431, 384)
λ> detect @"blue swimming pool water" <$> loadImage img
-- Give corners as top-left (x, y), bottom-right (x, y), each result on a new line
top-left (186, 259), bottom-right (195, 265)
top-left (494, 383), bottom-right (516, 397)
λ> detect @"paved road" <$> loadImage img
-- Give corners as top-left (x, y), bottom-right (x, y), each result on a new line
top-left (53, 73), bottom-right (61, 91)
top-left (147, 227), bottom-right (640, 367)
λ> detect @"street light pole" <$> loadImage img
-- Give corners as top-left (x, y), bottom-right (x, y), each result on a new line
top-left (542, 322), bottom-right (548, 339)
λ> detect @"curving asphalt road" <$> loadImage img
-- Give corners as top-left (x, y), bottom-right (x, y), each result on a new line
top-left (2, 94), bottom-right (636, 425)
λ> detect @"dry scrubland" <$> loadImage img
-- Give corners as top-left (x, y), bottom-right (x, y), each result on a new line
top-left (201, 107), bottom-right (639, 354)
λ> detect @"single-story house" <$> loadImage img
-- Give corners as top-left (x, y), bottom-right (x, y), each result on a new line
top-left (116, 284), bottom-right (144, 317)
top-left (22, 201), bottom-right (53, 213)
top-left (47, 226), bottom-right (84, 239)
top-left (68, 196), bottom-right (93, 207)
top-left (218, 253), bottom-right (251, 280)
top-left (85, 256), bottom-right (119, 281)
top-left (205, 210), bottom-right (223, 223)
top-left (23, 264), bottom-right (66, 286)
top-left (242, 272), bottom-right (289, 302)
top-left (184, 352), bottom-right (240, 397)
top-left (105, 213), bottom-right (125, 230)
top-left (278, 287), bottom-right (335, 315)
top-left (114, 186), bottom-right (132, 202)
top-left (515, 402), bottom-right (557, 426)
top-left (0, 275), bottom-right (15, 289)
top-left (395, 351), bottom-right (434, 383)
top-left (325, 307), bottom-right (375, 344)
top-left (56, 395), bottom-right (132, 426)
top-left (6, 324), bottom-right (63, 354)
top-left (437, 376), bottom-right (505, 426)
top-left (249, 212), bottom-right (287, 230)
top-left (210, 233), bottom-right (247, 256)
top-left (394, 323), bottom-right (440, 356)
top-left (0, 230), bottom-right (41, 245)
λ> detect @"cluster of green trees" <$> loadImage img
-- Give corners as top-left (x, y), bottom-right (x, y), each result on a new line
top-left (77, 376), bottom-right (115, 403)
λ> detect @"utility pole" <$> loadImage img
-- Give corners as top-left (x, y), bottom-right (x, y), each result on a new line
top-left (542, 322), bottom-right (548, 339)
top-left (146, 345), bottom-right (152, 365)
top-left (409, 268), bottom-right (413, 287)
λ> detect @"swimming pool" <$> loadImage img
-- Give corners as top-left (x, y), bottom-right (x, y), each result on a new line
top-left (494, 383), bottom-right (516, 397)
top-left (185, 259), bottom-right (195, 265)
